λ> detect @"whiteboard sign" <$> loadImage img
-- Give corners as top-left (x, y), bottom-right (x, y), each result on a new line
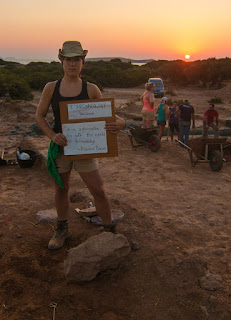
top-left (62, 121), bottom-right (108, 156)
top-left (60, 98), bottom-right (118, 159)
top-left (68, 101), bottom-right (112, 120)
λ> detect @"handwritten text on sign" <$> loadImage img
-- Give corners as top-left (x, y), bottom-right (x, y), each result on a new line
top-left (68, 101), bottom-right (112, 120)
top-left (62, 121), bottom-right (108, 156)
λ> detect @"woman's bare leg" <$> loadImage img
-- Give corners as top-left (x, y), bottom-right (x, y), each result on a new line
top-left (146, 120), bottom-right (154, 128)
top-left (79, 169), bottom-right (112, 225)
top-left (142, 120), bottom-right (147, 128)
top-left (48, 171), bottom-right (72, 250)
top-left (55, 171), bottom-right (71, 221)
top-left (158, 125), bottom-right (165, 140)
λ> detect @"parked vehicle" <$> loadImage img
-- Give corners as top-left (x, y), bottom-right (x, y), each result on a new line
top-left (148, 78), bottom-right (165, 98)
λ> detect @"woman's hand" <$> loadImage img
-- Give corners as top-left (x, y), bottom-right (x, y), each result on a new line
top-left (105, 116), bottom-right (125, 134)
top-left (52, 133), bottom-right (67, 146)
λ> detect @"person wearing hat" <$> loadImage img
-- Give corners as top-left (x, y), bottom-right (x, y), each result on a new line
top-left (35, 41), bottom-right (125, 250)
top-left (177, 99), bottom-right (195, 146)
top-left (202, 103), bottom-right (219, 139)
top-left (156, 96), bottom-right (169, 140)
top-left (140, 82), bottom-right (156, 128)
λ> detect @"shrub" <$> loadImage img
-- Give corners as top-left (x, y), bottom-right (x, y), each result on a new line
top-left (165, 89), bottom-right (176, 96)
top-left (176, 99), bottom-right (185, 105)
top-left (208, 97), bottom-right (223, 104)
top-left (1, 58), bottom-right (231, 95)
top-left (8, 80), bottom-right (33, 100)
top-left (167, 99), bottom-right (185, 106)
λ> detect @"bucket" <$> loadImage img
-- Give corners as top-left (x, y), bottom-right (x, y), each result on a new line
top-left (17, 149), bottom-right (37, 168)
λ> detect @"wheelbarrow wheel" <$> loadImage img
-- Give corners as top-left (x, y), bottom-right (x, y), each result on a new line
top-left (209, 150), bottom-right (223, 171)
top-left (149, 135), bottom-right (161, 152)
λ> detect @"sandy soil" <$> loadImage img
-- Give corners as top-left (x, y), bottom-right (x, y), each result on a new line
top-left (0, 84), bottom-right (231, 320)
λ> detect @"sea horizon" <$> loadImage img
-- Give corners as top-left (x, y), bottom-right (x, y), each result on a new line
top-left (0, 56), bottom-right (154, 65)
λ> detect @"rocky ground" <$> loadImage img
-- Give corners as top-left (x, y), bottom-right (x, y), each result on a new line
top-left (0, 83), bottom-right (231, 320)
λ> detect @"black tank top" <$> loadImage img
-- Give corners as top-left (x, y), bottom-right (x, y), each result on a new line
top-left (51, 79), bottom-right (89, 133)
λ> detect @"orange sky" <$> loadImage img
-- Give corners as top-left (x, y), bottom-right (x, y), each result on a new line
top-left (1, 0), bottom-right (231, 62)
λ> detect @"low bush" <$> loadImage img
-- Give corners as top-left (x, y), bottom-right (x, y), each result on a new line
top-left (165, 89), bottom-right (176, 96)
top-left (167, 99), bottom-right (184, 106)
top-left (1, 57), bottom-right (231, 100)
top-left (0, 72), bottom-right (33, 100)
top-left (208, 97), bottom-right (223, 104)
top-left (8, 80), bottom-right (33, 100)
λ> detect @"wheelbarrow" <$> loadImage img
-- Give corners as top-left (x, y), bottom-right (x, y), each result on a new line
top-left (125, 126), bottom-right (161, 152)
top-left (177, 137), bottom-right (227, 171)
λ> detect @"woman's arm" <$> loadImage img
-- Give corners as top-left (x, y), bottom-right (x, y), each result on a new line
top-left (35, 82), bottom-right (67, 146)
top-left (87, 83), bottom-right (103, 99)
top-left (156, 105), bottom-right (159, 114)
top-left (87, 82), bottom-right (125, 134)
top-left (150, 93), bottom-right (155, 109)
top-left (105, 115), bottom-right (125, 134)
top-left (164, 105), bottom-right (170, 117)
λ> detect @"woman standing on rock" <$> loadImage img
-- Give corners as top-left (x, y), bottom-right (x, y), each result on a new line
top-left (35, 41), bottom-right (125, 250)
top-left (140, 82), bottom-right (156, 128)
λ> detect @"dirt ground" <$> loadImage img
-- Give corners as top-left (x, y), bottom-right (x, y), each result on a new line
top-left (0, 83), bottom-right (231, 320)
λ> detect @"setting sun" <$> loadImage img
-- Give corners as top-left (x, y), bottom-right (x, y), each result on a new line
top-left (185, 54), bottom-right (190, 60)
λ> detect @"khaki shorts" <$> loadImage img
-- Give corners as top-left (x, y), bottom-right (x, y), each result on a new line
top-left (55, 153), bottom-right (98, 173)
top-left (142, 109), bottom-right (155, 121)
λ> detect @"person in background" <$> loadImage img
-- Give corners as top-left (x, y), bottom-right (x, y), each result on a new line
top-left (177, 99), bottom-right (195, 146)
top-left (35, 41), bottom-right (125, 250)
top-left (140, 82), bottom-right (156, 128)
top-left (156, 97), bottom-right (169, 140)
top-left (169, 101), bottom-right (179, 142)
top-left (202, 103), bottom-right (219, 139)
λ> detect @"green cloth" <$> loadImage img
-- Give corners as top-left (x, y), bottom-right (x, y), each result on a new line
top-left (47, 141), bottom-right (64, 189)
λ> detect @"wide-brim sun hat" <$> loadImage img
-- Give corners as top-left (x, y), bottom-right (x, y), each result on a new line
top-left (162, 97), bottom-right (168, 101)
top-left (58, 41), bottom-right (88, 58)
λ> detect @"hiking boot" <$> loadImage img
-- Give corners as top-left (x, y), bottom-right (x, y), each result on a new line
top-left (103, 222), bottom-right (117, 234)
top-left (48, 220), bottom-right (72, 250)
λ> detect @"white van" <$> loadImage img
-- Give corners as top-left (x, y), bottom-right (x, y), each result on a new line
top-left (148, 78), bottom-right (165, 98)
